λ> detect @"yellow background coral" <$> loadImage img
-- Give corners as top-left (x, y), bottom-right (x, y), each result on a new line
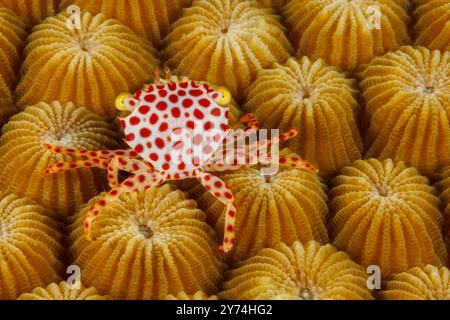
top-left (15, 11), bottom-right (159, 118)
top-left (68, 185), bottom-right (226, 300)
top-left (329, 159), bottom-right (447, 277)
top-left (0, 101), bottom-right (121, 217)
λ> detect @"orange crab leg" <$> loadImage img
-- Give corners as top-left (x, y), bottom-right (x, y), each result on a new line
top-left (232, 114), bottom-right (260, 130)
top-left (196, 170), bottom-right (236, 253)
top-left (84, 171), bottom-right (164, 240)
top-left (43, 158), bottom-right (111, 176)
top-left (44, 144), bottom-right (139, 159)
top-left (107, 156), bottom-right (150, 188)
top-left (279, 154), bottom-right (319, 173)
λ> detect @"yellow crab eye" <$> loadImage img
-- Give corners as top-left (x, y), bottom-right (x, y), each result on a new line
top-left (216, 87), bottom-right (231, 106)
top-left (115, 92), bottom-right (133, 111)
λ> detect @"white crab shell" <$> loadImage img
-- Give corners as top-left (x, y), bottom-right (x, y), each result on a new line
top-left (121, 81), bottom-right (229, 172)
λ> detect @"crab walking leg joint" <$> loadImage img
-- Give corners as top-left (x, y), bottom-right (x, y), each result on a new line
top-left (43, 80), bottom-right (318, 253)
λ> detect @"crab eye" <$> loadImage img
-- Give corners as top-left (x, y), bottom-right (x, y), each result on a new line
top-left (115, 92), bottom-right (134, 111)
top-left (215, 87), bottom-right (231, 106)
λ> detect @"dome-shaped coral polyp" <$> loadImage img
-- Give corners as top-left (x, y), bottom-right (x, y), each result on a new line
top-left (68, 185), bottom-right (226, 300)
top-left (245, 57), bottom-right (362, 176)
top-left (0, 192), bottom-right (64, 300)
top-left (220, 241), bottom-right (374, 300)
top-left (18, 281), bottom-right (110, 300)
top-left (0, 101), bottom-right (121, 217)
top-left (413, 0), bottom-right (450, 51)
top-left (282, 0), bottom-right (410, 71)
top-left (329, 159), bottom-right (447, 277)
top-left (0, 0), bottom-right (59, 25)
top-left (360, 46), bottom-right (450, 175)
top-left (162, 0), bottom-right (292, 101)
top-left (183, 165), bottom-right (329, 264)
top-left (60, 0), bottom-right (192, 45)
top-left (378, 265), bottom-right (450, 300)
top-left (15, 11), bottom-right (159, 118)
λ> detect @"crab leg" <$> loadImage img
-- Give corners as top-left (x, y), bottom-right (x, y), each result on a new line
top-left (196, 170), bottom-right (236, 253)
top-left (279, 154), bottom-right (319, 173)
top-left (232, 114), bottom-right (260, 130)
top-left (107, 156), bottom-right (150, 188)
top-left (44, 144), bottom-right (138, 159)
top-left (84, 171), bottom-right (164, 240)
top-left (43, 158), bottom-right (111, 176)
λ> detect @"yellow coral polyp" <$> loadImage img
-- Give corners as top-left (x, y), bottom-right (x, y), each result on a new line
top-left (0, 0), bottom-right (59, 25)
top-left (329, 159), bottom-right (447, 277)
top-left (220, 241), bottom-right (374, 300)
top-left (413, 0), bottom-right (450, 51)
top-left (68, 185), bottom-right (226, 300)
top-left (379, 265), bottom-right (450, 300)
top-left (0, 101), bottom-right (121, 217)
top-left (245, 57), bottom-right (363, 176)
top-left (60, 0), bottom-right (192, 45)
top-left (162, 0), bottom-right (292, 101)
top-left (0, 193), bottom-right (64, 300)
top-left (183, 166), bottom-right (329, 264)
top-left (360, 46), bottom-right (450, 175)
top-left (15, 12), bottom-right (159, 118)
top-left (282, 0), bottom-right (411, 71)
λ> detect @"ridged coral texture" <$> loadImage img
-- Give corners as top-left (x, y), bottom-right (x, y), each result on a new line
top-left (162, 0), bottom-right (292, 101)
top-left (378, 265), bottom-right (450, 300)
top-left (436, 166), bottom-right (450, 246)
top-left (59, 0), bottom-right (192, 46)
top-left (360, 46), bottom-right (450, 175)
top-left (15, 11), bottom-right (159, 118)
top-left (329, 159), bottom-right (447, 277)
top-left (0, 193), bottom-right (64, 300)
top-left (0, 101), bottom-right (121, 217)
top-left (245, 57), bottom-right (363, 176)
top-left (220, 241), bottom-right (374, 300)
top-left (257, 0), bottom-right (286, 8)
top-left (282, 0), bottom-right (411, 71)
top-left (184, 166), bottom-right (329, 264)
top-left (18, 281), bottom-right (110, 300)
top-left (68, 185), bottom-right (226, 300)
top-left (0, 8), bottom-right (27, 125)
top-left (413, 0), bottom-right (450, 51)
top-left (0, 0), bottom-right (59, 25)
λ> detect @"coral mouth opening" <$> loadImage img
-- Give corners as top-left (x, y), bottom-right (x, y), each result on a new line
top-left (299, 288), bottom-right (314, 300)
top-left (376, 185), bottom-right (391, 197)
top-left (138, 224), bottom-right (153, 239)
top-left (77, 37), bottom-right (95, 53)
top-left (423, 86), bottom-right (435, 94)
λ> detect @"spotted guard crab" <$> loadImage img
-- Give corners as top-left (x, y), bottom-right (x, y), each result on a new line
top-left (43, 81), bottom-right (318, 253)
